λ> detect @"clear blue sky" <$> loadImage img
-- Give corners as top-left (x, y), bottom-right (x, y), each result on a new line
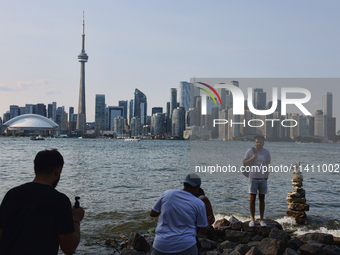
top-left (1, 1), bottom-right (339, 130)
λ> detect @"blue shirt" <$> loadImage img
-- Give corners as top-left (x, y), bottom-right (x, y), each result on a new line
top-left (152, 189), bottom-right (208, 253)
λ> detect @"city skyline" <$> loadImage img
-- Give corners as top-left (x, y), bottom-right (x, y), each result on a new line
top-left (1, 1), bottom-right (340, 130)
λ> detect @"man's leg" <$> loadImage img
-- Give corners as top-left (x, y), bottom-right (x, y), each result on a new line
top-left (259, 193), bottom-right (265, 221)
top-left (250, 194), bottom-right (256, 222)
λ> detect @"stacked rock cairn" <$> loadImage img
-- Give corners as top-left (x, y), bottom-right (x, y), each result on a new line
top-left (286, 161), bottom-right (309, 224)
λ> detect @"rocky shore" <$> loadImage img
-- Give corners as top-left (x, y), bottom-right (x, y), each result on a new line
top-left (105, 217), bottom-right (340, 255)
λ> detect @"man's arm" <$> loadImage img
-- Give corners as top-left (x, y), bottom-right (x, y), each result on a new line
top-left (264, 161), bottom-right (271, 179)
top-left (200, 196), bottom-right (215, 225)
top-left (59, 206), bottom-right (84, 255)
top-left (150, 209), bottom-right (160, 217)
top-left (243, 153), bottom-right (257, 166)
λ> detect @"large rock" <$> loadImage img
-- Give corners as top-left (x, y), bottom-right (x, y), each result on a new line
top-left (333, 236), bottom-right (340, 248)
top-left (288, 237), bottom-right (304, 250)
top-left (293, 187), bottom-right (305, 193)
top-left (219, 240), bottom-right (239, 252)
top-left (224, 230), bottom-right (255, 244)
top-left (283, 248), bottom-right (299, 255)
top-left (287, 191), bottom-right (305, 198)
top-left (299, 233), bottom-right (334, 245)
top-left (288, 203), bottom-right (309, 211)
top-left (242, 219), bottom-right (283, 237)
top-left (206, 251), bottom-right (221, 255)
top-left (245, 247), bottom-right (262, 255)
top-left (127, 232), bottom-right (150, 252)
top-left (199, 238), bottom-right (218, 250)
top-left (232, 244), bottom-right (251, 255)
top-left (231, 221), bottom-right (243, 231)
top-left (229, 216), bottom-right (240, 224)
top-left (322, 245), bottom-right (340, 255)
top-left (268, 228), bottom-right (290, 242)
top-left (292, 182), bottom-right (303, 188)
top-left (286, 210), bottom-right (307, 219)
top-left (120, 248), bottom-right (140, 255)
top-left (298, 242), bottom-right (324, 255)
top-left (215, 218), bottom-right (231, 228)
top-left (257, 238), bottom-right (288, 255)
top-left (286, 197), bottom-right (306, 203)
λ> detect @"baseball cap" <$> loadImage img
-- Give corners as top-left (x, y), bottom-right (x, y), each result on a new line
top-left (183, 173), bottom-right (201, 187)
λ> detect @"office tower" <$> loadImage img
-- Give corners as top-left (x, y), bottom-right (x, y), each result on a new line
top-left (327, 117), bottom-right (336, 141)
top-left (33, 105), bottom-right (38, 114)
top-left (322, 92), bottom-right (333, 117)
top-left (253, 88), bottom-right (266, 110)
top-left (37, 103), bottom-right (46, 117)
top-left (166, 102), bottom-right (170, 117)
top-left (69, 107), bottom-right (74, 122)
top-left (3, 112), bottom-right (10, 123)
top-left (151, 113), bottom-right (165, 136)
top-left (61, 111), bottom-right (68, 131)
top-left (314, 110), bottom-right (327, 139)
top-left (172, 107), bottom-right (185, 137)
top-left (19, 107), bottom-right (25, 115)
top-left (76, 14), bottom-right (89, 135)
top-left (170, 88), bottom-right (177, 119)
top-left (133, 89), bottom-right (147, 125)
top-left (26, 104), bottom-right (34, 114)
top-left (131, 117), bottom-right (141, 136)
top-left (114, 116), bottom-right (124, 137)
top-left (9, 105), bottom-right (20, 120)
top-left (95, 95), bottom-right (106, 131)
top-left (119, 100), bottom-right (128, 120)
top-left (52, 102), bottom-right (57, 122)
top-left (129, 99), bottom-right (134, 124)
top-left (47, 104), bottom-right (53, 119)
top-left (179, 81), bottom-right (192, 112)
top-left (106, 106), bottom-right (123, 131)
top-left (0, 117), bottom-right (2, 133)
top-left (56, 107), bottom-right (63, 126)
top-left (152, 107), bottom-right (163, 115)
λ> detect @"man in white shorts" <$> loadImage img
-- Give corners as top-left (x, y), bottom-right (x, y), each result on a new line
top-left (243, 135), bottom-right (271, 227)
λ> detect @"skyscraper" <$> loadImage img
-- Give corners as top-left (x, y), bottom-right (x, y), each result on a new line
top-left (179, 81), bottom-right (193, 112)
top-left (133, 89), bottom-right (147, 125)
top-left (119, 100), bottom-right (128, 120)
top-left (322, 92), bottom-right (333, 117)
top-left (129, 99), bottom-right (134, 124)
top-left (76, 13), bottom-right (89, 135)
top-left (95, 95), bottom-right (106, 131)
top-left (69, 107), bottom-right (74, 122)
top-left (253, 88), bottom-right (266, 110)
top-left (170, 88), bottom-right (177, 119)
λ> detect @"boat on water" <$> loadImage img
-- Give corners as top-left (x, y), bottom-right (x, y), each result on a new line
top-left (30, 135), bottom-right (45, 141)
top-left (124, 138), bottom-right (140, 142)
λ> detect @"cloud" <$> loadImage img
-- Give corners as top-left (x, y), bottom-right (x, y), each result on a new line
top-left (0, 84), bottom-right (14, 91)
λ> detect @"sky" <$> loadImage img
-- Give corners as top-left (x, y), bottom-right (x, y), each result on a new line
top-left (1, 1), bottom-right (340, 130)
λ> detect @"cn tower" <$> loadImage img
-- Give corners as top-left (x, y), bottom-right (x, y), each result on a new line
top-left (76, 11), bottom-right (89, 135)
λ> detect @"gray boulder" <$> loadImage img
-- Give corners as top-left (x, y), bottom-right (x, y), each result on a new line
top-left (283, 248), bottom-right (298, 255)
top-left (288, 237), bottom-right (304, 250)
top-left (257, 237), bottom-right (288, 255)
top-left (127, 232), bottom-right (150, 252)
top-left (120, 248), bottom-right (141, 255)
top-left (245, 247), bottom-right (262, 255)
top-left (224, 230), bottom-right (255, 244)
top-left (322, 245), bottom-right (340, 255)
top-left (299, 233), bottom-right (334, 245)
top-left (268, 228), bottom-right (290, 242)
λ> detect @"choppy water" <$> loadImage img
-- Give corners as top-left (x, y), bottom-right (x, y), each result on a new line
top-left (0, 138), bottom-right (339, 254)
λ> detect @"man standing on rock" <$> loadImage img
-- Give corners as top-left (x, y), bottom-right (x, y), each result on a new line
top-left (243, 135), bottom-right (271, 227)
top-left (150, 173), bottom-right (210, 255)
top-left (0, 149), bottom-right (85, 255)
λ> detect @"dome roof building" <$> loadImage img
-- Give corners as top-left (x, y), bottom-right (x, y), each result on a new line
top-left (3, 114), bottom-right (59, 135)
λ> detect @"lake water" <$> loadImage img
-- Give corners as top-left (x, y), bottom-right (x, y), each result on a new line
top-left (0, 137), bottom-right (339, 254)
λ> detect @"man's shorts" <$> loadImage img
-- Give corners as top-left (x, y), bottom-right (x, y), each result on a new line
top-left (248, 178), bottom-right (267, 194)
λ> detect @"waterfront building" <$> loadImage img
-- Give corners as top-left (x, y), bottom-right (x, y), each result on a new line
top-left (56, 107), bottom-right (63, 126)
top-left (76, 14), bottom-right (89, 136)
top-left (130, 117), bottom-right (141, 137)
top-left (69, 107), bottom-right (74, 122)
top-left (10, 105), bottom-right (20, 120)
top-left (322, 92), bottom-right (333, 117)
top-left (142, 125), bottom-right (150, 136)
top-left (314, 110), bottom-right (328, 141)
top-left (19, 107), bottom-right (25, 115)
top-left (172, 107), bottom-right (185, 137)
top-left (119, 100), bottom-right (128, 120)
top-left (327, 117), bottom-right (336, 141)
top-left (133, 89), bottom-right (147, 125)
top-left (253, 88), bottom-right (266, 110)
top-left (47, 104), bottom-right (53, 119)
top-left (170, 88), bottom-right (177, 119)
top-left (3, 114), bottom-right (59, 135)
top-left (106, 106), bottom-right (123, 131)
top-left (183, 126), bottom-right (211, 140)
top-left (26, 104), bottom-right (34, 115)
top-left (129, 99), bottom-right (133, 124)
top-left (37, 103), bottom-right (46, 117)
top-left (227, 108), bottom-right (240, 140)
top-left (179, 81), bottom-right (193, 112)
top-left (218, 109), bottom-right (228, 140)
top-left (3, 112), bottom-right (10, 123)
top-left (95, 94), bottom-right (106, 131)
top-left (152, 107), bottom-right (163, 115)
top-left (151, 113), bottom-right (165, 136)
top-left (114, 116), bottom-right (125, 137)
top-left (0, 117), bottom-right (2, 133)
top-left (52, 102), bottom-right (57, 122)
top-left (185, 108), bottom-right (198, 127)
top-left (60, 111), bottom-right (68, 132)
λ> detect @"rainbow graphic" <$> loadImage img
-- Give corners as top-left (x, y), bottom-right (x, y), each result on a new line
top-left (196, 82), bottom-right (223, 106)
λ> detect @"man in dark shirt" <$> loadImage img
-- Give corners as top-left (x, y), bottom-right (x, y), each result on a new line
top-left (0, 149), bottom-right (85, 255)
